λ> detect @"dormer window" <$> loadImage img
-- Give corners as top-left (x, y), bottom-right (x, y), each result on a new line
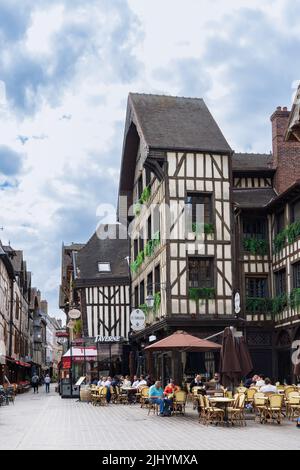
top-left (98, 262), bottom-right (111, 273)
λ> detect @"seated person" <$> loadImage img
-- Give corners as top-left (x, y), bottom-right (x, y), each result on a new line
top-left (190, 374), bottom-right (205, 393)
top-left (260, 378), bottom-right (277, 394)
top-left (97, 377), bottom-right (103, 387)
top-left (138, 375), bottom-right (147, 387)
top-left (256, 374), bottom-right (266, 388)
top-left (103, 376), bottom-right (112, 403)
top-left (122, 375), bottom-right (132, 388)
top-left (111, 376), bottom-right (121, 388)
top-left (164, 379), bottom-right (179, 396)
top-left (207, 373), bottom-right (224, 391)
top-left (149, 380), bottom-right (172, 416)
top-left (132, 375), bottom-right (140, 388)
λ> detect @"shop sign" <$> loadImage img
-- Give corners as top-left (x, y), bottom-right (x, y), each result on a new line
top-left (130, 309), bottom-right (145, 331)
top-left (94, 335), bottom-right (122, 343)
top-left (234, 292), bottom-right (241, 314)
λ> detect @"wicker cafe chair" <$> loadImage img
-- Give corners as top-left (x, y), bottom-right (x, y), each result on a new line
top-left (173, 391), bottom-right (187, 415)
top-left (253, 393), bottom-right (268, 423)
top-left (91, 386), bottom-right (108, 406)
top-left (286, 393), bottom-right (300, 421)
top-left (118, 388), bottom-right (130, 405)
top-left (202, 395), bottom-right (224, 426)
top-left (228, 393), bottom-right (246, 426)
top-left (110, 386), bottom-right (119, 404)
top-left (147, 399), bottom-right (159, 415)
top-left (91, 387), bottom-right (102, 406)
top-left (198, 394), bottom-right (206, 424)
top-left (236, 386), bottom-right (247, 394)
top-left (192, 387), bottom-right (204, 410)
top-left (284, 386), bottom-right (297, 400)
top-left (246, 388), bottom-right (257, 407)
top-left (135, 386), bottom-right (144, 404)
top-left (140, 387), bottom-right (149, 408)
top-left (264, 394), bottom-right (284, 424)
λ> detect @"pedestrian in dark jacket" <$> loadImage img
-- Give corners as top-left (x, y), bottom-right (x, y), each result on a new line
top-left (31, 374), bottom-right (39, 394)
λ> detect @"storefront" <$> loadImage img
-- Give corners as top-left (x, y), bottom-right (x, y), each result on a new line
top-left (60, 336), bottom-right (129, 385)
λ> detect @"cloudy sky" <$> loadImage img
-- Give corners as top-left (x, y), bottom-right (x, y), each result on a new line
top-left (0, 0), bottom-right (299, 319)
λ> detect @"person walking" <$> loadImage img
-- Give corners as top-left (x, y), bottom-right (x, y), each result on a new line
top-left (44, 374), bottom-right (51, 393)
top-left (31, 373), bottom-right (39, 394)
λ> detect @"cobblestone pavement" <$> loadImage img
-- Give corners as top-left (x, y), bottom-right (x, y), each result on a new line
top-left (0, 387), bottom-right (299, 450)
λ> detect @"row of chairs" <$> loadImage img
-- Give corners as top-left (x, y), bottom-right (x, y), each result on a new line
top-left (253, 391), bottom-right (300, 423)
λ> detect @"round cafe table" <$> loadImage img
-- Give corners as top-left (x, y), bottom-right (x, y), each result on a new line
top-left (208, 397), bottom-right (235, 423)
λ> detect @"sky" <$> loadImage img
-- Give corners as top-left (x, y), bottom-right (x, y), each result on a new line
top-left (0, 0), bottom-right (299, 320)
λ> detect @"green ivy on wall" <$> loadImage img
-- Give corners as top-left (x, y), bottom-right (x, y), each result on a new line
top-left (243, 238), bottom-right (268, 256)
top-left (272, 293), bottom-right (288, 314)
top-left (273, 220), bottom-right (300, 254)
top-left (188, 287), bottom-right (216, 301)
top-left (290, 288), bottom-right (300, 310)
top-left (154, 292), bottom-right (161, 312)
top-left (130, 232), bottom-right (160, 274)
top-left (245, 297), bottom-right (273, 314)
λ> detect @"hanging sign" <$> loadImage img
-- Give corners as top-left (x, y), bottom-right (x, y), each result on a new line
top-left (130, 309), bottom-right (146, 331)
top-left (234, 292), bottom-right (241, 314)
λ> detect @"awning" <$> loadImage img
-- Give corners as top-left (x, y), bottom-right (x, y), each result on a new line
top-left (4, 357), bottom-right (31, 368)
top-left (15, 361), bottom-right (31, 368)
top-left (61, 344), bottom-right (122, 368)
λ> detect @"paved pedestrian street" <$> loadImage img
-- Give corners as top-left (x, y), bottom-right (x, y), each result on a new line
top-left (0, 388), bottom-right (299, 450)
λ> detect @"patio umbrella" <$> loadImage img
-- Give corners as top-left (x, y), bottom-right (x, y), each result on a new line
top-left (236, 336), bottom-right (253, 378)
top-left (144, 330), bottom-right (222, 352)
top-left (220, 327), bottom-right (242, 388)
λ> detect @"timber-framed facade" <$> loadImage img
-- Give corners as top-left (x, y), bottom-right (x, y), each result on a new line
top-left (117, 89), bottom-right (300, 383)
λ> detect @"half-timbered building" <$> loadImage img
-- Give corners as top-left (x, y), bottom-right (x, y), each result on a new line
top-left (118, 93), bottom-right (235, 381)
top-left (59, 230), bottom-right (131, 378)
top-left (117, 88), bottom-right (300, 383)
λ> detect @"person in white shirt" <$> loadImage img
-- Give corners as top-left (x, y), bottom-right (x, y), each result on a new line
top-left (97, 376), bottom-right (103, 387)
top-left (104, 376), bottom-right (112, 387)
top-left (132, 375), bottom-right (140, 388)
top-left (122, 375), bottom-right (132, 388)
top-left (260, 378), bottom-right (277, 393)
top-left (256, 375), bottom-right (266, 388)
top-left (138, 375), bottom-right (147, 387)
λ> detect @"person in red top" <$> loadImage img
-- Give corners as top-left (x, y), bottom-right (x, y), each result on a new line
top-left (164, 379), bottom-right (179, 396)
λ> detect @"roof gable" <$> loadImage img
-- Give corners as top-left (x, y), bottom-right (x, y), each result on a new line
top-left (129, 93), bottom-right (232, 153)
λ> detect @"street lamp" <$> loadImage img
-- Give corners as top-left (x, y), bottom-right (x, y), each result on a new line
top-left (145, 294), bottom-right (155, 309)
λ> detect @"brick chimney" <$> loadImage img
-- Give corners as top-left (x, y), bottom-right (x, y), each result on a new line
top-left (271, 106), bottom-right (300, 194)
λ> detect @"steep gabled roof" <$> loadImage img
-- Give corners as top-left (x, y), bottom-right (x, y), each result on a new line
top-left (129, 93), bottom-right (232, 153)
top-left (118, 93), bottom-right (232, 201)
top-left (76, 229), bottom-right (130, 283)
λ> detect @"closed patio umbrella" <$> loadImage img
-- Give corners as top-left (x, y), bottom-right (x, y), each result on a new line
top-left (220, 327), bottom-right (241, 388)
top-left (236, 336), bottom-right (253, 378)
